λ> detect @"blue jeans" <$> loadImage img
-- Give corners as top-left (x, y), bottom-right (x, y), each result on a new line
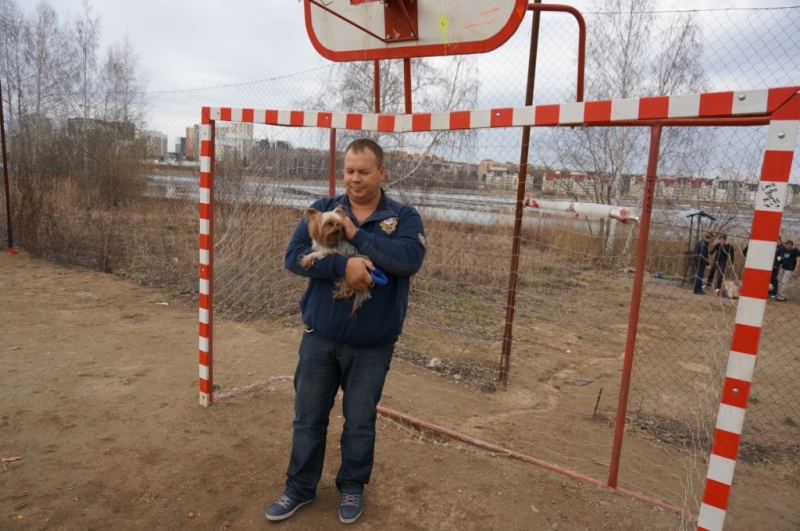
top-left (285, 329), bottom-right (394, 502)
top-left (694, 261), bottom-right (707, 293)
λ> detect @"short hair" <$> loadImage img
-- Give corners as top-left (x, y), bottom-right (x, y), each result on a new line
top-left (345, 138), bottom-right (384, 168)
top-left (720, 234), bottom-right (728, 239)
top-left (786, 240), bottom-right (795, 246)
top-left (705, 233), bottom-right (713, 239)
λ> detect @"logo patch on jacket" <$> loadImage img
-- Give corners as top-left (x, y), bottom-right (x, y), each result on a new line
top-left (380, 217), bottom-right (398, 234)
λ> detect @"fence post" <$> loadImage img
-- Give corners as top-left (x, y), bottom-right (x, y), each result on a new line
top-left (0, 78), bottom-right (15, 254)
top-left (199, 109), bottom-right (216, 407)
top-left (607, 124), bottom-right (662, 488)
top-left (498, 0), bottom-right (542, 389)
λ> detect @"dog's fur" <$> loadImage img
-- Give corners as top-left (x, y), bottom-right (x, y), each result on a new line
top-left (299, 205), bottom-right (372, 317)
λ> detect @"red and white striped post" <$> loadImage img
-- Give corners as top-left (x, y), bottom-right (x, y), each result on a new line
top-left (198, 108), bottom-right (215, 407)
top-left (696, 92), bottom-right (800, 531)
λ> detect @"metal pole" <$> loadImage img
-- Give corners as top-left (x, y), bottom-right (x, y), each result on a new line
top-left (329, 128), bottom-right (337, 197)
top-left (527, 3), bottom-right (586, 102)
top-left (607, 125), bottom-right (662, 488)
top-left (374, 60), bottom-right (381, 114)
top-left (403, 57), bottom-right (412, 114)
top-left (198, 109), bottom-right (216, 406)
top-left (498, 1), bottom-right (542, 389)
top-left (0, 78), bottom-right (15, 253)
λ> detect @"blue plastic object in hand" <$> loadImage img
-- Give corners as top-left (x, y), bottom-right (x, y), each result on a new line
top-left (370, 267), bottom-right (388, 286)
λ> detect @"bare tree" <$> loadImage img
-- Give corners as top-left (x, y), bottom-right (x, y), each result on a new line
top-left (547, 0), bottom-right (707, 260)
top-left (0, 0), bottom-right (28, 131)
top-left (300, 56), bottom-right (480, 189)
top-left (98, 35), bottom-right (147, 125)
top-left (72, 0), bottom-right (99, 121)
top-left (26, 2), bottom-right (72, 121)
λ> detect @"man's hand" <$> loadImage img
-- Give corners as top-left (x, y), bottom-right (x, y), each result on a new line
top-left (341, 215), bottom-right (358, 240)
top-left (345, 257), bottom-right (374, 290)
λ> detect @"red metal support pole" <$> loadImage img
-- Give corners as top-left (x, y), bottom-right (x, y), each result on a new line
top-left (403, 57), bottom-right (412, 114)
top-left (498, 0), bottom-right (542, 389)
top-left (607, 125), bottom-right (662, 488)
top-left (373, 60), bottom-right (381, 114)
top-left (499, 2), bottom-right (587, 387)
top-left (527, 3), bottom-right (586, 102)
top-left (329, 128), bottom-right (337, 197)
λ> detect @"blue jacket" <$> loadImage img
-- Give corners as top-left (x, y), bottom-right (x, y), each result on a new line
top-left (284, 190), bottom-right (426, 346)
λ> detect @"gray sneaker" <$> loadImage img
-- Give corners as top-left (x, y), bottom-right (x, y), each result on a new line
top-left (338, 493), bottom-right (363, 524)
top-left (266, 492), bottom-right (314, 521)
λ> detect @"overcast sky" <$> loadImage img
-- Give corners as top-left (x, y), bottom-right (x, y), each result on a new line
top-left (42, 0), bottom-right (317, 91)
top-left (30, 0), bottom-right (799, 183)
top-left (40, 0), bottom-right (799, 92)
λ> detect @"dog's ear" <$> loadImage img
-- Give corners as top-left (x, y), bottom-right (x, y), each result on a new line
top-left (333, 205), bottom-right (346, 219)
top-left (304, 208), bottom-right (321, 242)
top-left (303, 207), bottom-right (319, 224)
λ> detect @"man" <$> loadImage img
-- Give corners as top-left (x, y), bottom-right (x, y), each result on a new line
top-left (268, 138), bottom-right (426, 524)
top-left (693, 233), bottom-right (713, 295)
top-left (706, 234), bottom-right (734, 292)
top-left (774, 239), bottom-right (799, 301)
top-left (769, 237), bottom-right (786, 297)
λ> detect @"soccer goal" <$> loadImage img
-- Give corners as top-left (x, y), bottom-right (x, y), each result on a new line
top-left (197, 87), bottom-right (799, 530)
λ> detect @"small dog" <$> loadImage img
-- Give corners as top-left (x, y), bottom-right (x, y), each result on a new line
top-left (299, 205), bottom-right (372, 317)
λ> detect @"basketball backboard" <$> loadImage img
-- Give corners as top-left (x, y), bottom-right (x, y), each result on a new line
top-left (304, 0), bottom-right (528, 62)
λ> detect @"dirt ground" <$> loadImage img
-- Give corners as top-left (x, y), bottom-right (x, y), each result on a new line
top-left (1, 252), bottom-right (798, 531)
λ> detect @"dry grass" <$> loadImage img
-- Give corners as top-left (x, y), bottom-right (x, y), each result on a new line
top-left (3, 177), bottom-right (797, 459)
top-left (3, 175), bottom-right (698, 304)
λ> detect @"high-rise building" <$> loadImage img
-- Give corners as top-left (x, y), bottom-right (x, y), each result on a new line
top-left (216, 122), bottom-right (254, 161)
top-left (175, 137), bottom-right (186, 157)
top-left (139, 130), bottom-right (168, 159)
top-left (185, 127), bottom-right (195, 159)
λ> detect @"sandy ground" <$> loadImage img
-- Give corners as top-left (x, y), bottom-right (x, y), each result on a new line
top-left (1, 252), bottom-right (797, 530)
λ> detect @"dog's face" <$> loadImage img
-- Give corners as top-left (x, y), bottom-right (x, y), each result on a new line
top-left (304, 207), bottom-right (345, 249)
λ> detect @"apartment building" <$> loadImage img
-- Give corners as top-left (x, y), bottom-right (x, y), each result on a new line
top-left (139, 130), bottom-right (168, 160)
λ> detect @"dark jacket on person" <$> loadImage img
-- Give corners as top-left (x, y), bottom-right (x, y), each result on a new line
top-left (285, 191), bottom-right (426, 347)
top-left (693, 239), bottom-right (710, 265)
top-left (709, 242), bottom-right (734, 265)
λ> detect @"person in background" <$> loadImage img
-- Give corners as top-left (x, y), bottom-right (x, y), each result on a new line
top-left (774, 240), bottom-right (799, 301)
top-left (769, 236), bottom-right (786, 298)
top-left (693, 233), bottom-right (713, 295)
top-left (706, 234), bottom-right (734, 292)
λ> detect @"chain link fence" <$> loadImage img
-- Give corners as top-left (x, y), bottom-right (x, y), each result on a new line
top-left (2, 5), bottom-right (799, 527)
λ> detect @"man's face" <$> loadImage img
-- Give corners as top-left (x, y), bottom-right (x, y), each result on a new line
top-left (786, 242), bottom-right (795, 251)
top-left (344, 147), bottom-right (385, 206)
